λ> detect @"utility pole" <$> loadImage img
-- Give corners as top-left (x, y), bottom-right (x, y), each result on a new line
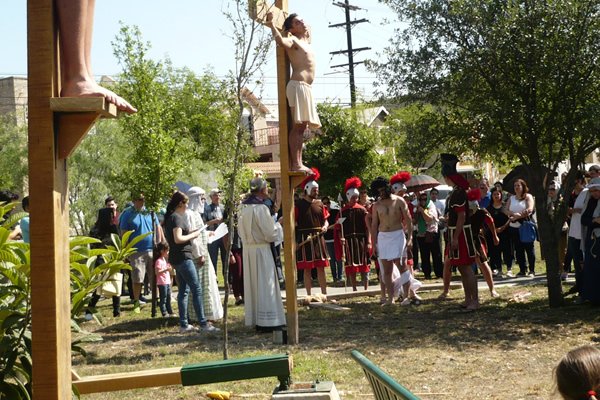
top-left (329, 0), bottom-right (371, 108)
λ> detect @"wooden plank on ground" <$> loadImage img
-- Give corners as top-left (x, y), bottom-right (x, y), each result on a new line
top-left (73, 367), bottom-right (182, 394)
top-left (307, 302), bottom-right (351, 311)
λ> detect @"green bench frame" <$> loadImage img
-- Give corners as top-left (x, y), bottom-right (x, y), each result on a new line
top-left (351, 350), bottom-right (421, 400)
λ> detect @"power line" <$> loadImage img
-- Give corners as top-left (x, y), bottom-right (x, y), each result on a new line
top-left (329, 0), bottom-right (371, 108)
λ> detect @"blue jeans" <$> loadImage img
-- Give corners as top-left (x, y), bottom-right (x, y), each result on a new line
top-left (174, 259), bottom-right (207, 328)
top-left (509, 226), bottom-right (536, 274)
top-left (158, 284), bottom-right (173, 316)
top-left (326, 241), bottom-right (343, 281)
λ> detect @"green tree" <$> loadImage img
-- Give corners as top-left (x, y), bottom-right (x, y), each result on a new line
top-left (112, 25), bottom-right (197, 211)
top-left (383, 103), bottom-right (446, 174)
top-left (219, 0), bottom-right (272, 359)
top-left (0, 115), bottom-right (28, 194)
top-left (304, 104), bottom-right (397, 197)
top-left (69, 119), bottom-right (130, 235)
top-left (373, 0), bottom-right (600, 306)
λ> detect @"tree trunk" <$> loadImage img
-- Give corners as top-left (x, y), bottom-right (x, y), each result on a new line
top-left (533, 194), bottom-right (564, 307)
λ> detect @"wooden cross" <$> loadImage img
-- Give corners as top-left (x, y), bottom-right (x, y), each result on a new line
top-left (250, 0), bottom-right (307, 345)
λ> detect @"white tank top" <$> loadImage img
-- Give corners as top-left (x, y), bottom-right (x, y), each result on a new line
top-left (508, 195), bottom-right (527, 228)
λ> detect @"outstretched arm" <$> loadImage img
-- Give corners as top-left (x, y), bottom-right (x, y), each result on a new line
top-left (267, 12), bottom-right (294, 49)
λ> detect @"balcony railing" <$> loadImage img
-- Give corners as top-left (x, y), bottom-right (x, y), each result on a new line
top-left (253, 126), bottom-right (280, 147)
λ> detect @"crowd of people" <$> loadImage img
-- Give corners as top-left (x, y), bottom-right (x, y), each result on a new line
top-left (5, 154), bottom-right (600, 336)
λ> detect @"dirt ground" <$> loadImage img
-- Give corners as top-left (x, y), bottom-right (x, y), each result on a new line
top-left (73, 281), bottom-right (600, 399)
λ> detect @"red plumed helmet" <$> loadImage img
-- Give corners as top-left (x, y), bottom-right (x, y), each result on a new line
top-left (467, 188), bottom-right (481, 201)
top-left (298, 167), bottom-right (321, 189)
top-left (390, 171), bottom-right (411, 185)
top-left (344, 176), bottom-right (362, 193)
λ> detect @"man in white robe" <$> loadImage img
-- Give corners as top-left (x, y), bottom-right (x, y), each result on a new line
top-left (238, 178), bottom-right (286, 331)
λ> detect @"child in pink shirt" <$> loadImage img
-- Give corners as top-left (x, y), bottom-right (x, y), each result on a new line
top-left (155, 242), bottom-right (174, 317)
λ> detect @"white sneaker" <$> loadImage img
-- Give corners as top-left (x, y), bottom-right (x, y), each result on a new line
top-left (179, 325), bottom-right (199, 333)
top-left (506, 271), bottom-right (514, 278)
top-left (412, 294), bottom-right (423, 301)
top-left (84, 312), bottom-right (93, 321)
top-left (201, 324), bottom-right (221, 333)
top-left (400, 298), bottom-right (412, 306)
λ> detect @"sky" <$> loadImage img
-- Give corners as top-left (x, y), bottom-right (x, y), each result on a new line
top-left (0, 1), bottom-right (398, 106)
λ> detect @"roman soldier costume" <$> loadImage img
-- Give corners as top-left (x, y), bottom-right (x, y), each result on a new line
top-left (442, 153), bottom-right (477, 266)
top-left (335, 177), bottom-right (370, 276)
top-left (295, 168), bottom-right (330, 270)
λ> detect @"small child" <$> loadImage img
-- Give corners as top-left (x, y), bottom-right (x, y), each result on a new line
top-left (555, 345), bottom-right (600, 400)
top-left (154, 242), bottom-right (174, 317)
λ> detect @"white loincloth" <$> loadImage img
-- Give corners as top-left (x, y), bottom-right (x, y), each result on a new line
top-left (377, 229), bottom-right (406, 260)
top-left (286, 80), bottom-right (321, 130)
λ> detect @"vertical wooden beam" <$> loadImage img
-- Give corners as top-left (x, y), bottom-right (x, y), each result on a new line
top-left (273, 0), bottom-right (300, 345)
top-left (27, 0), bottom-right (72, 398)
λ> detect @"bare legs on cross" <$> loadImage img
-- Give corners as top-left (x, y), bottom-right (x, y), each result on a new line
top-left (288, 107), bottom-right (313, 173)
top-left (55, 0), bottom-right (137, 114)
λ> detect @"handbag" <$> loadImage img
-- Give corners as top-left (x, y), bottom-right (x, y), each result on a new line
top-left (101, 272), bottom-right (123, 297)
top-left (518, 219), bottom-right (537, 243)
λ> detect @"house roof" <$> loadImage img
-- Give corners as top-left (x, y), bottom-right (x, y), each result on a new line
top-left (246, 162), bottom-right (281, 178)
top-left (241, 87), bottom-right (270, 115)
top-left (358, 106), bottom-right (389, 127)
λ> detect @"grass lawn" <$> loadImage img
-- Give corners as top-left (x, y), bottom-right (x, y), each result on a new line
top-left (73, 269), bottom-right (600, 400)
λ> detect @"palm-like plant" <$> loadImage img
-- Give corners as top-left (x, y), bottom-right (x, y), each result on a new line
top-left (0, 201), bottom-right (145, 399)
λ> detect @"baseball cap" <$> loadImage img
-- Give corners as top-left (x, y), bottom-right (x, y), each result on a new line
top-left (209, 188), bottom-right (221, 196)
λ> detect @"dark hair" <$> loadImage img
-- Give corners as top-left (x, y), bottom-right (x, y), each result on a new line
top-left (104, 196), bottom-right (114, 206)
top-left (95, 207), bottom-right (117, 238)
top-left (430, 188), bottom-right (439, 194)
top-left (22, 196), bottom-right (29, 211)
top-left (555, 345), bottom-right (600, 400)
top-left (0, 190), bottom-right (18, 203)
top-left (370, 177), bottom-right (391, 198)
top-left (494, 181), bottom-right (503, 187)
top-left (155, 241), bottom-right (169, 255)
top-left (283, 13), bottom-right (298, 31)
top-left (514, 178), bottom-right (529, 195)
top-left (575, 170), bottom-right (586, 183)
top-left (164, 191), bottom-right (189, 222)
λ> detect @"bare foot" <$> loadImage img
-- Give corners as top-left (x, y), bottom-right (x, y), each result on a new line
top-left (491, 290), bottom-right (500, 298)
top-left (61, 79), bottom-right (137, 114)
top-left (290, 164), bottom-right (314, 174)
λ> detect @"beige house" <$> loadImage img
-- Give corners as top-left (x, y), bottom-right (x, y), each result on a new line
top-left (0, 76), bottom-right (28, 125)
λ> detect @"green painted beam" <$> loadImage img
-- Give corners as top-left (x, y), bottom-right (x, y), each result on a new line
top-left (181, 354), bottom-right (292, 390)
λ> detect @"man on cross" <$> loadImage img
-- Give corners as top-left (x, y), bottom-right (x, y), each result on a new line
top-left (266, 12), bottom-right (321, 174)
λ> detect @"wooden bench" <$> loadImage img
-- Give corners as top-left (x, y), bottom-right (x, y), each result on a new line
top-left (73, 353), bottom-right (292, 394)
top-left (351, 350), bottom-right (420, 400)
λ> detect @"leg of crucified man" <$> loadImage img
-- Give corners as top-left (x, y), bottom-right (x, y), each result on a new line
top-left (56, 0), bottom-right (137, 114)
top-left (289, 117), bottom-right (311, 173)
